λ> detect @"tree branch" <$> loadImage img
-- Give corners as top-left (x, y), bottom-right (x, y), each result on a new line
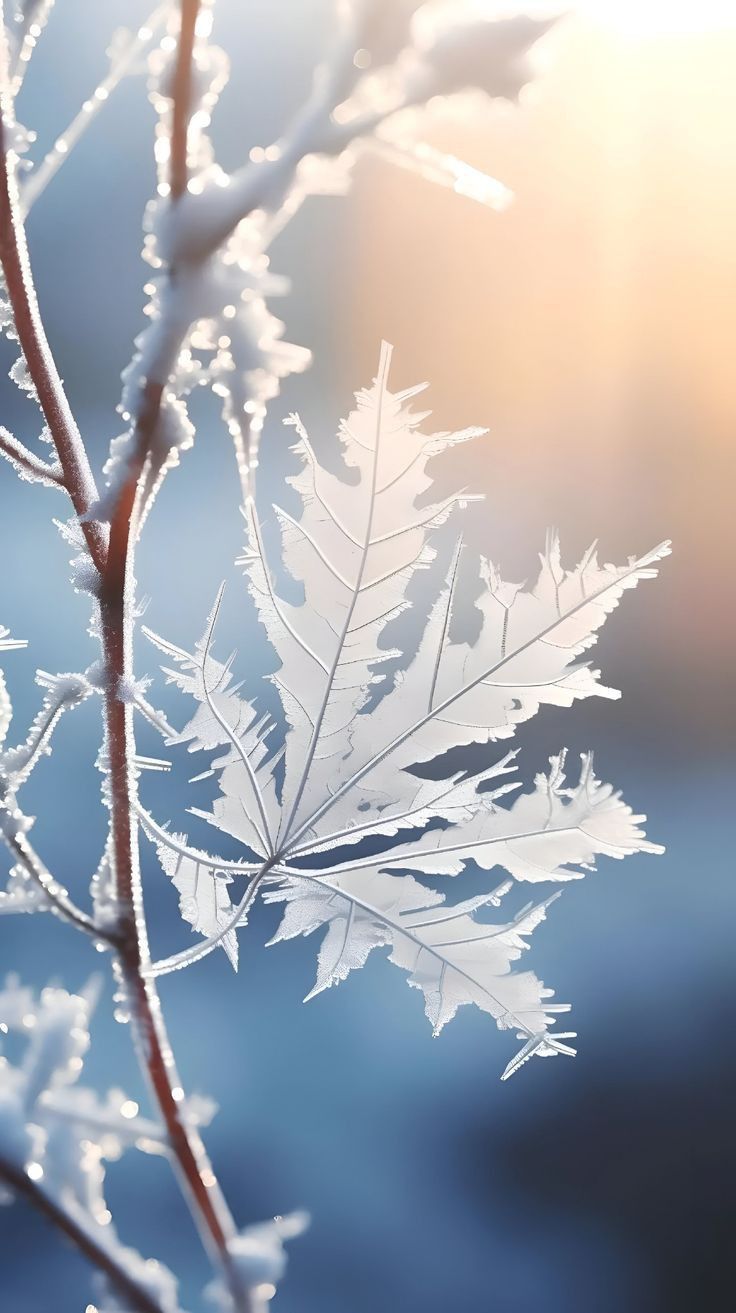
top-left (0, 1156), bottom-right (169, 1313)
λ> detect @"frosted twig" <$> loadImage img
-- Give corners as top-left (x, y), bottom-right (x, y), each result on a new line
top-left (1, 671), bottom-right (90, 787)
top-left (0, 424), bottom-right (63, 485)
top-left (0, 1154), bottom-right (169, 1313)
top-left (368, 135), bottom-right (514, 212)
top-left (21, 5), bottom-right (170, 213)
top-left (0, 805), bottom-right (109, 940)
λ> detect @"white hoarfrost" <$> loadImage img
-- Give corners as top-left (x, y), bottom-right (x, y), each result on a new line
top-left (0, 976), bottom-right (184, 1312)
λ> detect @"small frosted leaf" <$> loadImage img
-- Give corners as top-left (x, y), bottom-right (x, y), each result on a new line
top-left (152, 832), bottom-right (241, 970)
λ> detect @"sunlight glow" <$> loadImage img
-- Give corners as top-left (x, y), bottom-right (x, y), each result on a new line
top-left (581, 0), bottom-right (736, 35)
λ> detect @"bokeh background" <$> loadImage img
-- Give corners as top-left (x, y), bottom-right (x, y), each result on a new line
top-left (1, 3), bottom-right (735, 1311)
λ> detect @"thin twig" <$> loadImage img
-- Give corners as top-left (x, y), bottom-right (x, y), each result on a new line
top-left (0, 810), bottom-right (109, 941)
top-left (0, 1156), bottom-right (168, 1313)
top-left (0, 425), bottom-right (64, 485)
top-left (22, 5), bottom-right (170, 214)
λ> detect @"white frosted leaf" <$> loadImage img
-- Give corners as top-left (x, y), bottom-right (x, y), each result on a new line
top-left (264, 869), bottom-right (566, 1047)
top-left (265, 866), bottom-right (441, 997)
top-left (320, 752), bottom-right (663, 883)
top-left (152, 833), bottom-right (240, 971)
top-left (240, 342), bottom-right (484, 839)
top-left (144, 590), bottom-right (279, 858)
top-left (149, 349), bottom-right (667, 1074)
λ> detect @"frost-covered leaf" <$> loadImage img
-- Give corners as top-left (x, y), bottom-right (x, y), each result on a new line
top-left (320, 752), bottom-right (663, 883)
top-left (141, 815), bottom-right (259, 971)
top-left (407, 6), bottom-right (559, 103)
top-left (239, 341), bottom-right (484, 841)
top-left (0, 977), bottom-right (183, 1310)
top-left (264, 868), bottom-right (570, 1067)
top-left (152, 831), bottom-right (240, 971)
top-left (266, 866), bottom-right (441, 998)
top-left (148, 348), bottom-right (667, 1074)
top-left (144, 593), bottom-right (280, 859)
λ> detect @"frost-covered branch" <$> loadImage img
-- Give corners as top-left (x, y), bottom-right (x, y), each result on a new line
top-left (92, 8), bottom-right (257, 1311)
top-left (21, 6), bottom-right (170, 214)
top-left (0, 6), bottom-right (262, 1307)
top-left (0, 423), bottom-right (63, 485)
top-left (1, 670), bottom-right (91, 788)
top-left (0, 1157), bottom-right (171, 1313)
top-left (0, 804), bottom-right (104, 937)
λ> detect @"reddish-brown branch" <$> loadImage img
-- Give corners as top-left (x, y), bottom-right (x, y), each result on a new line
top-left (97, 383), bottom-right (253, 1303)
top-left (0, 1156), bottom-right (169, 1313)
top-left (93, 4), bottom-right (253, 1306)
top-left (169, 0), bottom-right (202, 199)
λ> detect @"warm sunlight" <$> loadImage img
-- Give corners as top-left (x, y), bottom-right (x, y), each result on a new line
top-left (581, 0), bottom-right (736, 35)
